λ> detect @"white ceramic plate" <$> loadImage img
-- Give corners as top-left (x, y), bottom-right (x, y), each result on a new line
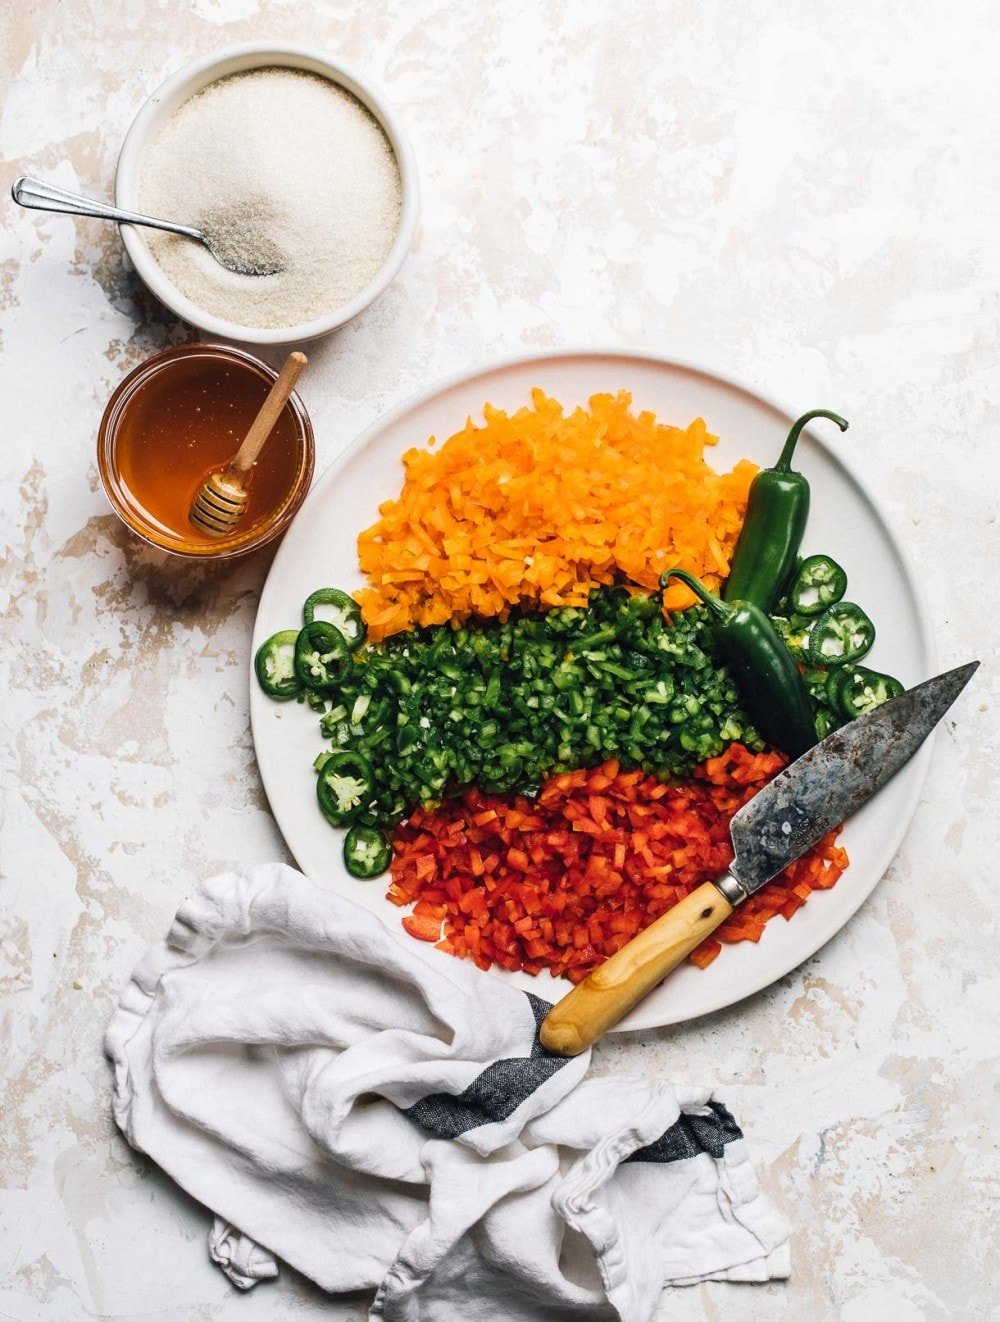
top-left (251, 350), bottom-right (935, 1029)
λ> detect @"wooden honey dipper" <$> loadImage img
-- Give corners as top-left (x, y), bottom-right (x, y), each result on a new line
top-left (189, 351), bottom-right (307, 538)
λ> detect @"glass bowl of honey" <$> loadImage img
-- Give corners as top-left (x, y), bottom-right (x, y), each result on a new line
top-left (98, 342), bottom-right (314, 558)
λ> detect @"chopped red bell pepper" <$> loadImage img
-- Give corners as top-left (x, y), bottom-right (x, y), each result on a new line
top-left (389, 744), bottom-right (848, 982)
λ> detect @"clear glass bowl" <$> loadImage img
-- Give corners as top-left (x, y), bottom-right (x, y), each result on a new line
top-left (97, 342), bottom-right (314, 559)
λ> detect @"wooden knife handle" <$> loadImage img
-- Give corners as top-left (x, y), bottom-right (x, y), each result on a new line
top-left (538, 881), bottom-right (734, 1056)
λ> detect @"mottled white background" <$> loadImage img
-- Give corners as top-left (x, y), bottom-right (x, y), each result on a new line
top-left (2, 2), bottom-right (998, 1319)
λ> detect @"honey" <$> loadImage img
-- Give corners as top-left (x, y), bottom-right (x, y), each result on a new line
top-left (98, 344), bottom-right (314, 558)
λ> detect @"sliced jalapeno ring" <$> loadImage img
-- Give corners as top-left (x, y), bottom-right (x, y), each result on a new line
top-left (316, 750), bottom-right (375, 826)
top-left (255, 629), bottom-right (303, 700)
top-left (807, 603), bottom-right (875, 667)
top-left (294, 621), bottom-right (349, 691)
top-left (343, 824), bottom-right (393, 878)
top-left (789, 554), bottom-right (848, 616)
top-left (303, 588), bottom-right (367, 649)
top-left (825, 666), bottom-right (851, 710)
top-left (835, 666), bottom-right (904, 719)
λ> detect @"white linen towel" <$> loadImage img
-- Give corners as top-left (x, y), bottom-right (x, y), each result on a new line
top-left (105, 863), bottom-right (788, 1320)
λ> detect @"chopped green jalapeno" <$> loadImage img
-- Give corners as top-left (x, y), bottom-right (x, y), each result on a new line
top-left (317, 750), bottom-right (375, 825)
top-left (807, 603), bottom-right (875, 667)
top-left (833, 665), bottom-right (903, 719)
top-left (264, 586), bottom-right (779, 827)
top-left (343, 824), bottom-right (393, 878)
top-left (772, 614), bottom-right (814, 662)
top-left (800, 666), bottom-right (830, 704)
top-left (294, 621), bottom-right (349, 691)
top-left (789, 555), bottom-right (848, 616)
top-left (255, 630), bottom-right (303, 700)
top-left (814, 707), bottom-right (841, 739)
top-left (303, 588), bottom-right (366, 649)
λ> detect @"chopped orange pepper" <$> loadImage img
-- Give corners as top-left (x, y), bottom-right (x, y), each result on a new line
top-left (355, 390), bottom-right (757, 641)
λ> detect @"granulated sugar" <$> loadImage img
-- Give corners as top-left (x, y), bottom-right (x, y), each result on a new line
top-left (138, 68), bottom-right (403, 329)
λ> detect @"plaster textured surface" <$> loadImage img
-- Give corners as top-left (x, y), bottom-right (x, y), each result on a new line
top-left (1, 3), bottom-right (998, 1319)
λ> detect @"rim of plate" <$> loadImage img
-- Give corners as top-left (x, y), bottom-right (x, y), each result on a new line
top-left (251, 346), bottom-right (938, 1030)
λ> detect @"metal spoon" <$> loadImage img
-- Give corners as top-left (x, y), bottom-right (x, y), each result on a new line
top-left (10, 175), bottom-right (282, 277)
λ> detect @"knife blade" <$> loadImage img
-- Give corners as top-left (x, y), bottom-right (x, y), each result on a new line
top-left (539, 660), bottom-right (979, 1056)
top-left (724, 659), bottom-right (980, 901)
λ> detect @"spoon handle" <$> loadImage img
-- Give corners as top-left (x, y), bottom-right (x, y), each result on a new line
top-left (11, 176), bottom-right (203, 241)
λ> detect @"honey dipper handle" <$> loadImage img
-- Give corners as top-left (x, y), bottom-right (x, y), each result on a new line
top-left (231, 352), bottom-right (308, 477)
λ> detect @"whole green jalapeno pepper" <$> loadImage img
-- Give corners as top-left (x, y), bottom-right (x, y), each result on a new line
top-left (664, 569), bottom-right (817, 761)
top-left (724, 410), bottom-right (849, 613)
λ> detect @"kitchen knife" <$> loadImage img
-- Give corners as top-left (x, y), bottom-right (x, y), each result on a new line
top-left (539, 661), bottom-right (979, 1056)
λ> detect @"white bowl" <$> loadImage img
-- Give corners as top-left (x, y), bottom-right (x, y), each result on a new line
top-left (115, 44), bottom-right (419, 345)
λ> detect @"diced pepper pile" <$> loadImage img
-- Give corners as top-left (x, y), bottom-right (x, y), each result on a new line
top-left (355, 389), bottom-right (757, 641)
top-left (313, 587), bottom-right (767, 827)
top-left (388, 743), bottom-right (849, 981)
